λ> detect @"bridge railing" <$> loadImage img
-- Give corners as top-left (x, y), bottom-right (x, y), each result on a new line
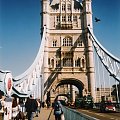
top-left (62, 106), bottom-right (99, 120)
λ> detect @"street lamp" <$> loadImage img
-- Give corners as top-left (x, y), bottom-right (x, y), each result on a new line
top-left (40, 75), bottom-right (43, 102)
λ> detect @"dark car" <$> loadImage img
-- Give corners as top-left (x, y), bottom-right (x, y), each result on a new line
top-left (59, 100), bottom-right (67, 106)
top-left (100, 101), bottom-right (116, 112)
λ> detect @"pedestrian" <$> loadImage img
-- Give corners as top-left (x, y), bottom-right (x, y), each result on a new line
top-left (46, 100), bottom-right (50, 109)
top-left (53, 97), bottom-right (63, 120)
top-left (12, 97), bottom-right (18, 119)
top-left (16, 98), bottom-right (25, 120)
top-left (35, 98), bottom-right (40, 117)
top-left (25, 95), bottom-right (38, 120)
top-left (42, 101), bottom-right (45, 108)
top-left (0, 93), bottom-right (5, 120)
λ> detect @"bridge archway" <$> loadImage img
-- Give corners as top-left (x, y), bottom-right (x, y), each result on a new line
top-left (56, 78), bottom-right (84, 95)
top-left (56, 94), bottom-right (69, 98)
top-left (56, 94), bottom-right (69, 101)
top-left (51, 78), bottom-right (84, 101)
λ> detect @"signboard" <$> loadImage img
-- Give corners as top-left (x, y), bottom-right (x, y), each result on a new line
top-left (5, 73), bottom-right (13, 96)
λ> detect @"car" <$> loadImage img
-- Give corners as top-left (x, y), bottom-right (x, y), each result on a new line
top-left (59, 100), bottom-right (67, 106)
top-left (100, 101), bottom-right (116, 112)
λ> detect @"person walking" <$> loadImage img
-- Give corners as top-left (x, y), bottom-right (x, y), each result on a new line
top-left (25, 95), bottom-right (38, 120)
top-left (46, 100), bottom-right (50, 109)
top-left (53, 97), bottom-right (63, 120)
top-left (35, 98), bottom-right (40, 117)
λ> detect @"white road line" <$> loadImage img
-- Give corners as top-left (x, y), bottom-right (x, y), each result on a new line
top-left (95, 113), bottom-right (105, 117)
top-left (110, 118), bottom-right (115, 119)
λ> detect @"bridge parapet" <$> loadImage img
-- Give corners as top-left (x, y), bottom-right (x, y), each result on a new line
top-left (63, 106), bottom-right (99, 120)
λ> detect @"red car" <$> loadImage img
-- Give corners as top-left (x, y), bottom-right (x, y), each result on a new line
top-left (100, 101), bottom-right (116, 112)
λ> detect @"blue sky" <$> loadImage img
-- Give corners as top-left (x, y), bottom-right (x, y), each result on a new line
top-left (0, 0), bottom-right (120, 77)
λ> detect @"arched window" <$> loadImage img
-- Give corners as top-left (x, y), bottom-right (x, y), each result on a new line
top-left (52, 40), bottom-right (57, 47)
top-left (56, 15), bottom-right (60, 22)
top-left (62, 16), bottom-right (66, 22)
top-left (77, 40), bottom-right (83, 47)
top-left (51, 59), bottom-right (54, 68)
top-left (63, 36), bottom-right (72, 46)
top-left (77, 35), bottom-right (83, 47)
top-left (68, 15), bottom-right (72, 22)
top-left (48, 58), bottom-right (50, 65)
top-left (81, 58), bottom-right (85, 68)
top-left (62, 4), bottom-right (65, 11)
top-left (67, 4), bottom-right (71, 11)
top-left (73, 15), bottom-right (77, 22)
top-left (75, 58), bottom-right (80, 67)
top-left (63, 52), bottom-right (73, 67)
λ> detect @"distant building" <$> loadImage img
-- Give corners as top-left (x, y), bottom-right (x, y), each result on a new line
top-left (95, 87), bottom-right (115, 103)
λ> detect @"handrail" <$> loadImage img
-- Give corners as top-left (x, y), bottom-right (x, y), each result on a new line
top-left (62, 106), bottom-right (99, 120)
top-left (87, 26), bottom-right (120, 82)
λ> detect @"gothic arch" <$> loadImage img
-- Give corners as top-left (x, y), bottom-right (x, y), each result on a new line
top-left (51, 59), bottom-right (54, 68)
top-left (54, 78), bottom-right (84, 97)
top-left (63, 36), bottom-right (72, 46)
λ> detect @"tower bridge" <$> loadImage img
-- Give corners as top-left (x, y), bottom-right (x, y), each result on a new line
top-left (0, 0), bottom-right (120, 106)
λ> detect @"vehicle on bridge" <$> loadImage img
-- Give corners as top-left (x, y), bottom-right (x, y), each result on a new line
top-left (74, 98), bottom-right (84, 108)
top-left (75, 95), bottom-right (94, 109)
top-left (100, 101), bottom-right (116, 112)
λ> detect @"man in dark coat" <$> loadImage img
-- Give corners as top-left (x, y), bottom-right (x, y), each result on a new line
top-left (25, 95), bottom-right (38, 120)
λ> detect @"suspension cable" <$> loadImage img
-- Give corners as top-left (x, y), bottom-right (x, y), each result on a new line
top-left (94, 48), bottom-right (97, 103)
top-left (115, 80), bottom-right (119, 103)
top-left (97, 54), bottom-right (102, 102)
top-left (108, 74), bottom-right (112, 101)
top-left (102, 63), bottom-right (106, 101)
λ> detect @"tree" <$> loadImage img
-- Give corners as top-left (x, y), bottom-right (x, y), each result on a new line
top-left (111, 83), bottom-right (120, 102)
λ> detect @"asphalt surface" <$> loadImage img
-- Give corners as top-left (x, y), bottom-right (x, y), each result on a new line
top-left (77, 108), bottom-right (120, 120)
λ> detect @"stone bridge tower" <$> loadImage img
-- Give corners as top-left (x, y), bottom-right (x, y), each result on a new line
top-left (41, 0), bottom-right (95, 103)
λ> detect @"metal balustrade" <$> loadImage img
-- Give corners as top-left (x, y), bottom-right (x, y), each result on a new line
top-left (62, 106), bottom-right (99, 120)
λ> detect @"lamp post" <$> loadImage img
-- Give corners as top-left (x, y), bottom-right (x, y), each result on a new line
top-left (40, 75), bottom-right (43, 102)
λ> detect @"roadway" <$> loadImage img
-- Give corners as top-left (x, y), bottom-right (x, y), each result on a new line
top-left (76, 108), bottom-right (120, 120)
top-left (38, 107), bottom-right (120, 120)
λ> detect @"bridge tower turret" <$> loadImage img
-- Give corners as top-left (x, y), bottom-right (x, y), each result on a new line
top-left (41, 0), bottom-right (49, 27)
top-left (82, 0), bottom-right (96, 101)
top-left (82, 0), bottom-right (93, 29)
top-left (41, 0), bottom-right (49, 102)
top-left (41, 0), bottom-right (96, 103)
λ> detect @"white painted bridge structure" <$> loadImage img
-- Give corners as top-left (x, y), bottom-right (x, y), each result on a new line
top-left (0, 0), bottom-right (120, 104)
top-left (1, 25), bottom-right (119, 103)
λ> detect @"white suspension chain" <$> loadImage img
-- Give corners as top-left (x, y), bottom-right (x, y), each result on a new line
top-left (102, 63), bottom-right (106, 101)
top-left (115, 80), bottom-right (119, 103)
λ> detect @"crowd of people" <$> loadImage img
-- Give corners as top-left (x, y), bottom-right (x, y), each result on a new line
top-left (0, 93), bottom-right (65, 120)
top-left (0, 93), bottom-right (41, 120)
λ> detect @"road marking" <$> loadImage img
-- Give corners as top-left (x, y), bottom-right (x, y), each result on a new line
top-left (95, 113), bottom-right (105, 117)
top-left (81, 110), bottom-right (105, 117)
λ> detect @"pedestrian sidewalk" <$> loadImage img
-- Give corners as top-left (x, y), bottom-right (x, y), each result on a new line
top-left (33, 107), bottom-right (55, 120)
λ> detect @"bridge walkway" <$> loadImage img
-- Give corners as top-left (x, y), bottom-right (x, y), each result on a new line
top-left (31, 107), bottom-right (55, 120)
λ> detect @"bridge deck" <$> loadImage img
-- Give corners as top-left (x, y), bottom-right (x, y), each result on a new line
top-left (31, 107), bottom-right (55, 120)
